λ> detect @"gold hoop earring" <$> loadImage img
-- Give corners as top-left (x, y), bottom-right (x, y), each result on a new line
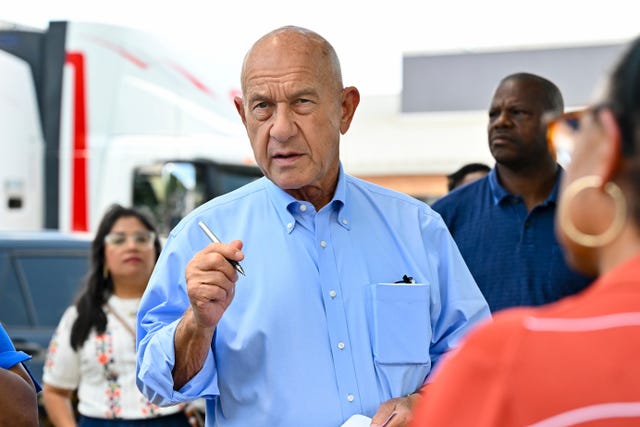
top-left (103, 265), bottom-right (109, 280)
top-left (558, 175), bottom-right (627, 248)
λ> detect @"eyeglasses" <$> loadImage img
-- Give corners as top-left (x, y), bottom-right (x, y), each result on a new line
top-left (546, 105), bottom-right (607, 165)
top-left (104, 231), bottom-right (156, 247)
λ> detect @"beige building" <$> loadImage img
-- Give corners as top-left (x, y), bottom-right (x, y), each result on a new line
top-left (342, 42), bottom-right (628, 203)
top-left (342, 94), bottom-right (490, 202)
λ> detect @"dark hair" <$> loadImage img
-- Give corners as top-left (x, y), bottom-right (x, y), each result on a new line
top-left (501, 72), bottom-right (564, 115)
top-left (606, 37), bottom-right (640, 225)
top-left (447, 163), bottom-right (491, 191)
top-left (69, 204), bottom-right (161, 350)
top-left (607, 38), bottom-right (640, 157)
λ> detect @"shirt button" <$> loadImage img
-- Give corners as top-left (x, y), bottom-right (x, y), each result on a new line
top-left (347, 394), bottom-right (354, 402)
top-left (337, 342), bottom-right (345, 350)
top-left (300, 204), bottom-right (307, 212)
top-left (320, 240), bottom-right (327, 248)
top-left (287, 222), bottom-right (293, 229)
top-left (329, 290), bottom-right (337, 298)
top-left (342, 218), bottom-right (348, 225)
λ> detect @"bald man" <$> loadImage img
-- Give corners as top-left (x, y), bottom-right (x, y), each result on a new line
top-left (137, 26), bottom-right (489, 427)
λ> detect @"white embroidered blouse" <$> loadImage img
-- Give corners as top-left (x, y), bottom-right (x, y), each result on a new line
top-left (43, 295), bottom-right (184, 419)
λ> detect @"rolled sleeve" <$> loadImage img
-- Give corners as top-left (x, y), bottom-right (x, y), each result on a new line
top-left (137, 316), bottom-right (220, 406)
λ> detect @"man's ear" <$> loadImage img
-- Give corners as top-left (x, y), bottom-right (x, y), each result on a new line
top-left (234, 96), bottom-right (247, 126)
top-left (598, 108), bottom-right (623, 183)
top-left (339, 86), bottom-right (360, 135)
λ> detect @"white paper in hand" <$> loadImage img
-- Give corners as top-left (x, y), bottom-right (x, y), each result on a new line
top-left (340, 414), bottom-right (372, 427)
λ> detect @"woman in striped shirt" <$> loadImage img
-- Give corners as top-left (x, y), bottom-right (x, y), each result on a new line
top-left (410, 35), bottom-right (640, 427)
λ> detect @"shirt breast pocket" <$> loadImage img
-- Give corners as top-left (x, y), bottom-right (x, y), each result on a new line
top-left (369, 283), bottom-right (431, 364)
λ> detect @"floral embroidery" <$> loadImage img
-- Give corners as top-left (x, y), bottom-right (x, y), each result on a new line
top-left (46, 300), bottom-right (182, 419)
top-left (45, 329), bottom-right (59, 368)
top-left (140, 397), bottom-right (162, 416)
top-left (95, 332), bottom-right (122, 418)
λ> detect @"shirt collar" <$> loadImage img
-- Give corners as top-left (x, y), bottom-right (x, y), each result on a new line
top-left (547, 166), bottom-right (564, 205)
top-left (487, 168), bottom-right (509, 205)
top-left (488, 166), bottom-right (564, 206)
top-left (333, 166), bottom-right (350, 230)
top-left (264, 164), bottom-right (349, 234)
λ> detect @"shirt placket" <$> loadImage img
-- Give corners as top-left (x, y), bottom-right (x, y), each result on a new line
top-left (315, 204), bottom-right (362, 419)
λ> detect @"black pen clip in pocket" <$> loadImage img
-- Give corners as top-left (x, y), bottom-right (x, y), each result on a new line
top-left (394, 274), bottom-right (415, 284)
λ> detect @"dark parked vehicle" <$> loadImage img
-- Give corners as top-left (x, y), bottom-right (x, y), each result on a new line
top-left (0, 230), bottom-right (91, 385)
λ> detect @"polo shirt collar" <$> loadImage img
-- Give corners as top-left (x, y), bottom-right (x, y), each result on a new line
top-left (488, 165), bottom-right (563, 206)
top-left (487, 168), bottom-right (509, 205)
top-left (547, 166), bottom-right (564, 205)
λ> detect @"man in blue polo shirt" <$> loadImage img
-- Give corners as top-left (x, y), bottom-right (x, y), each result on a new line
top-left (432, 72), bottom-right (592, 312)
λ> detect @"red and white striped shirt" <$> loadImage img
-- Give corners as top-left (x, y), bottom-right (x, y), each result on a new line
top-left (411, 255), bottom-right (640, 427)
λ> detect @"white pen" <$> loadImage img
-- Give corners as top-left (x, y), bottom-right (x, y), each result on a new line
top-left (197, 221), bottom-right (246, 276)
top-left (380, 411), bottom-right (397, 427)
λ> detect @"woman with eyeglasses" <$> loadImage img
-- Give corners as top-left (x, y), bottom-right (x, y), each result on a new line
top-left (42, 204), bottom-right (192, 427)
top-left (410, 36), bottom-right (640, 427)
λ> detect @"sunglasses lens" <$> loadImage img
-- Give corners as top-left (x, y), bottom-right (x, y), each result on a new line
top-left (564, 115), bottom-right (581, 131)
top-left (547, 112), bottom-right (583, 166)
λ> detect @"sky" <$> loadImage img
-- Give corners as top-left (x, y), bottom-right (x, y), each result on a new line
top-left (4, 0), bottom-right (640, 95)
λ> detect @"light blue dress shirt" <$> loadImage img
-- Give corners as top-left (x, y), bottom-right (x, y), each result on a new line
top-left (137, 166), bottom-right (490, 427)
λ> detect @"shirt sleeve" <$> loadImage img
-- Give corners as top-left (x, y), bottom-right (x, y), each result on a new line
top-left (411, 313), bottom-right (524, 427)
top-left (136, 228), bottom-right (221, 406)
top-left (0, 324), bottom-right (42, 392)
top-left (0, 324), bottom-right (32, 369)
top-left (43, 306), bottom-right (81, 390)
top-left (422, 208), bottom-right (491, 370)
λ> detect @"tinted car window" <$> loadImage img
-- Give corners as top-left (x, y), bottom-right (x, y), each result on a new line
top-left (0, 234), bottom-right (90, 385)
top-left (0, 260), bottom-right (29, 325)
top-left (15, 252), bottom-right (88, 326)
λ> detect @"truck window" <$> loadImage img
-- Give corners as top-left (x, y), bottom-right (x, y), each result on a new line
top-left (133, 161), bottom-right (262, 236)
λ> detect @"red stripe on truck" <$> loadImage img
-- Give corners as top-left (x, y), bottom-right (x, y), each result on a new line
top-left (66, 52), bottom-right (88, 232)
top-left (169, 62), bottom-right (214, 96)
top-left (88, 37), bottom-right (148, 69)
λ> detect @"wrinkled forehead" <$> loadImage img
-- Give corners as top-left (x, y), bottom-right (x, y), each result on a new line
top-left (241, 29), bottom-right (339, 91)
top-left (247, 39), bottom-right (320, 72)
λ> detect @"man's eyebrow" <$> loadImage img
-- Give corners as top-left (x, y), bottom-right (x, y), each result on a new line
top-left (246, 93), bottom-right (270, 105)
top-left (247, 88), bottom-right (318, 103)
top-left (289, 88), bottom-right (318, 99)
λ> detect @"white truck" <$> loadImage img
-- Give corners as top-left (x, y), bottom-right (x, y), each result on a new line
top-left (0, 20), bottom-right (261, 235)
